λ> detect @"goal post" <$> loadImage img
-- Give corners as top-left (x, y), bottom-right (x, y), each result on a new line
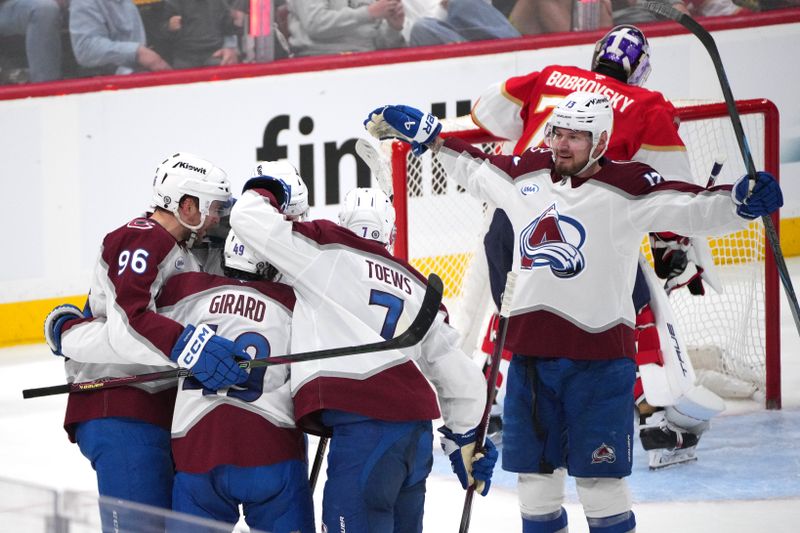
top-left (390, 98), bottom-right (781, 409)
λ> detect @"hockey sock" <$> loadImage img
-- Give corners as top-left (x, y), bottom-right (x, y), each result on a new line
top-left (586, 511), bottom-right (636, 533)
top-left (522, 507), bottom-right (568, 533)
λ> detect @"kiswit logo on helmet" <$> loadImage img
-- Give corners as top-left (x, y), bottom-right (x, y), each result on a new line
top-left (519, 204), bottom-right (586, 278)
top-left (173, 161), bottom-right (207, 174)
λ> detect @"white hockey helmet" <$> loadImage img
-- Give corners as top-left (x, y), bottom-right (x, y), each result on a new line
top-left (152, 152), bottom-right (232, 231)
top-left (545, 91), bottom-right (614, 175)
top-left (252, 160), bottom-right (309, 220)
top-left (592, 24), bottom-right (652, 87)
top-left (223, 229), bottom-right (273, 278)
top-left (338, 187), bottom-right (396, 249)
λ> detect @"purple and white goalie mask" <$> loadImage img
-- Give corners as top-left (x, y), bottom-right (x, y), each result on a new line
top-left (592, 24), bottom-right (652, 87)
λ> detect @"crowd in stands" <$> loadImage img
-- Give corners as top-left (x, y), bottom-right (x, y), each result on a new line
top-left (0, 0), bottom-right (795, 85)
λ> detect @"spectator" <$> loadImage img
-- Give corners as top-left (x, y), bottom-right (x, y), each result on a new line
top-left (508, 0), bottom-right (612, 34)
top-left (0, 0), bottom-right (63, 82)
top-left (407, 0), bottom-right (521, 46)
top-left (287, 0), bottom-right (405, 57)
top-left (69, 0), bottom-right (171, 75)
top-left (164, 0), bottom-right (239, 68)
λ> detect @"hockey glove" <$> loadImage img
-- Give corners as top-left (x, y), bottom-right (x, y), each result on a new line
top-left (650, 233), bottom-right (704, 296)
top-left (364, 105), bottom-right (442, 156)
top-left (733, 171), bottom-right (783, 220)
top-left (242, 176), bottom-right (290, 213)
top-left (438, 426), bottom-right (498, 496)
top-left (44, 304), bottom-right (85, 356)
top-left (170, 324), bottom-right (249, 391)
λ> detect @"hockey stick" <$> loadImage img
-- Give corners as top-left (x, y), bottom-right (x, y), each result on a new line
top-left (706, 155), bottom-right (726, 188)
top-left (23, 274), bottom-right (444, 399)
top-left (355, 138), bottom-right (394, 199)
top-left (309, 437), bottom-right (329, 492)
top-left (459, 272), bottom-right (517, 533)
top-left (646, 1), bottom-right (800, 341)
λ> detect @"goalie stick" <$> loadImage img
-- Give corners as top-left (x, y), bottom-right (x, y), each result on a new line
top-left (355, 138), bottom-right (394, 199)
top-left (23, 274), bottom-right (444, 399)
top-left (646, 2), bottom-right (800, 379)
top-left (459, 272), bottom-right (518, 533)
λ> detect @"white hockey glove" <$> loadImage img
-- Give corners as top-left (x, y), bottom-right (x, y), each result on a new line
top-left (732, 171), bottom-right (782, 220)
top-left (364, 105), bottom-right (442, 156)
top-left (438, 426), bottom-right (498, 496)
top-left (44, 304), bottom-right (85, 356)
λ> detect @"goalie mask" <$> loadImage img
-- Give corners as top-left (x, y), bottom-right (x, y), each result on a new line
top-left (591, 24), bottom-right (651, 87)
top-left (152, 152), bottom-right (232, 233)
top-left (545, 91), bottom-right (614, 176)
top-left (252, 160), bottom-right (309, 221)
top-left (338, 187), bottom-right (396, 250)
top-left (223, 229), bottom-right (277, 280)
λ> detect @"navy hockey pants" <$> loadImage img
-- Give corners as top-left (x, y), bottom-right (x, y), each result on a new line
top-left (503, 356), bottom-right (635, 477)
top-left (321, 415), bottom-right (433, 533)
top-left (169, 460), bottom-right (315, 533)
top-left (75, 417), bottom-right (173, 531)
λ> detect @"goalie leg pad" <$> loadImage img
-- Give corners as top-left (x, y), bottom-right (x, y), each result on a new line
top-left (636, 256), bottom-right (696, 407)
top-left (665, 385), bottom-right (725, 431)
top-left (518, 470), bottom-right (566, 516)
top-left (574, 477), bottom-right (632, 519)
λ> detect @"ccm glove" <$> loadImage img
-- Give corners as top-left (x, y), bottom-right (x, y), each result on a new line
top-left (242, 176), bottom-right (290, 213)
top-left (364, 105), bottom-right (442, 156)
top-left (170, 324), bottom-right (249, 391)
top-left (44, 304), bottom-right (84, 355)
top-left (733, 171), bottom-right (783, 220)
top-left (438, 426), bottom-right (499, 496)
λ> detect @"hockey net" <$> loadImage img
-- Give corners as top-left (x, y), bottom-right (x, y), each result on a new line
top-left (389, 99), bottom-right (781, 408)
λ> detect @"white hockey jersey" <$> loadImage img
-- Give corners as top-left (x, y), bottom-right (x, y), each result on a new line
top-left (230, 191), bottom-right (486, 435)
top-left (156, 272), bottom-right (306, 473)
top-left (60, 217), bottom-right (198, 440)
top-left (437, 138), bottom-right (749, 360)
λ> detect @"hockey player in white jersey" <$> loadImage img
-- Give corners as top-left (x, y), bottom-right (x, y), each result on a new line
top-left (155, 229), bottom-right (314, 532)
top-left (229, 167), bottom-right (498, 533)
top-left (42, 152), bottom-right (249, 530)
top-left (365, 94), bottom-right (782, 533)
top-left (470, 24), bottom-right (725, 467)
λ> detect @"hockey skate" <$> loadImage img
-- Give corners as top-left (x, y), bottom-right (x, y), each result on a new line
top-left (639, 410), bottom-right (701, 470)
top-left (648, 445), bottom-right (698, 469)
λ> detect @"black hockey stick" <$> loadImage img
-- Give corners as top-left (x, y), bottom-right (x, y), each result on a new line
top-left (459, 272), bottom-right (517, 533)
top-left (23, 274), bottom-right (444, 399)
top-left (309, 437), bottom-right (329, 492)
top-left (646, 1), bottom-right (800, 343)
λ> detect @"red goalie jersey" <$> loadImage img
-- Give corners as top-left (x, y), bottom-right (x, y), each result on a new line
top-left (471, 65), bottom-right (694, 183)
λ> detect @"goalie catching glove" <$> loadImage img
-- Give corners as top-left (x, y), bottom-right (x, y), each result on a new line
top-left (364, 105), bottom-right (442, 156)
top-left (44, 304), bottom-right (86, 356)
top-left (170, 324), bottom-right (250, 391)
top-left (650, 233), bottom-right (704, 296)
top-left (438, 426), bottom-right (498, 496)
top-left (732, 171), bottom-right (782, 220)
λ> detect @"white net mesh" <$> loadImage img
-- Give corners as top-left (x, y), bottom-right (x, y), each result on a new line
top-left (393, 100), bottom-right (777, 395)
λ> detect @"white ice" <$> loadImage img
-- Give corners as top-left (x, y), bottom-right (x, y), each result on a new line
top-left (2, 258), bottom-right (800, 532)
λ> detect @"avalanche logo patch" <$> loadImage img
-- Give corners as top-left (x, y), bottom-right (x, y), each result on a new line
top-left (519, 204), bottom-right (586, 278)
top-left (592, 443), bottom-right (617, 464)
